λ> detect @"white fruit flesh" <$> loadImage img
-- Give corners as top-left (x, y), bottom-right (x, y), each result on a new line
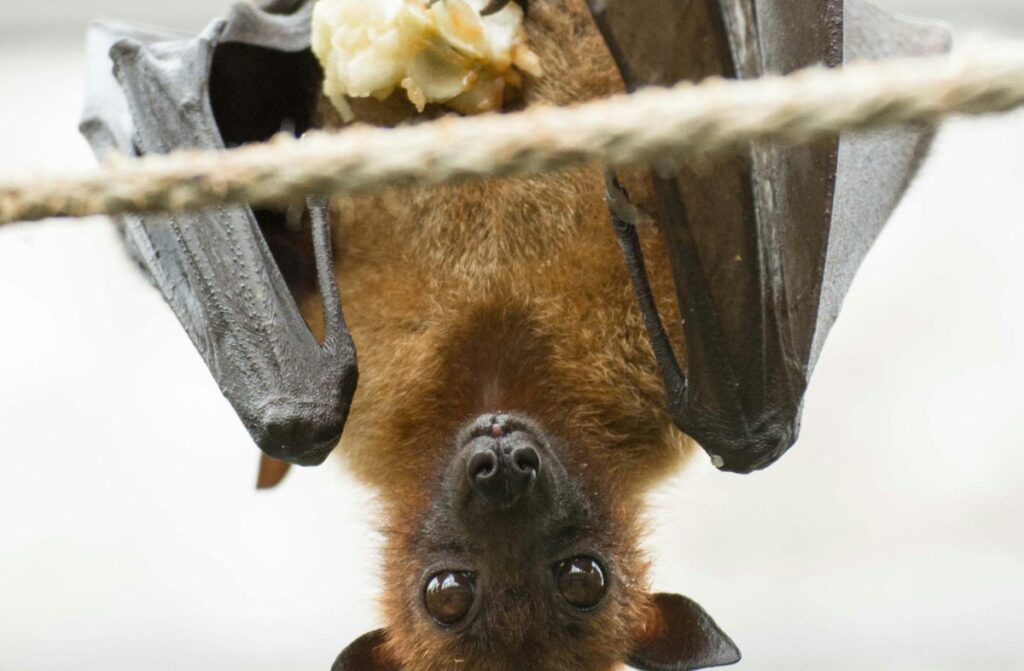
top-left (311, 0), bottom-right (541, 119)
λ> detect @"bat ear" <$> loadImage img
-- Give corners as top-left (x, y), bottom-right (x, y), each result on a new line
top-left (627, 593), bottom-right (741, 671)
top-left (332, 629), bottom-right (402, 671)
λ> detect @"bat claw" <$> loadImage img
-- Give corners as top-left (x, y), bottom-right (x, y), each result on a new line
top-left (479, 0), bottom-right (514, 15)
top-left (426, 0), bottom-right (520, 16)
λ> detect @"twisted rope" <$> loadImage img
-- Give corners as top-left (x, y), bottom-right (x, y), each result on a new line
top-left (3, 44), bottom-right (1024, 226)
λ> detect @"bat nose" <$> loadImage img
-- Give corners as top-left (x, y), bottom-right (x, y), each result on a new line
top-left (466, 440), bottom-right (541, 507)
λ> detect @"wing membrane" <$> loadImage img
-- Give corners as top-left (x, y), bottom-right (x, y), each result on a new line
top-left (590, 0), bottom-right (949, 471)
top-left (80, 1), bottom-right (357, 466)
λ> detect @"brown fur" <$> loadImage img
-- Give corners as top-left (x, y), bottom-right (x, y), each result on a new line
top-left (300, 2), bottom-right (696, 668)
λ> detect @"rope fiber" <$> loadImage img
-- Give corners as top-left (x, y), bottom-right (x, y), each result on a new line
top-left (3, 45), bottom-right (1024, 226)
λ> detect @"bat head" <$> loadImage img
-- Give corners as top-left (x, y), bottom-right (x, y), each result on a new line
top-left (333, 413), bottom-right (739, 671)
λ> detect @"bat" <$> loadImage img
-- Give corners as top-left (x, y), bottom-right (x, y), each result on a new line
top-left (79, 0), bottom-right (950, 669)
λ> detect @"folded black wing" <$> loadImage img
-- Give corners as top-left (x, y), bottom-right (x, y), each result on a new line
top-left (80, 0), bottom-right (357, 466)
top-left (589, 0), bottom-right (950, 472)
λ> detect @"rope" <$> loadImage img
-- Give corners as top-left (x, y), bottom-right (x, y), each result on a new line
top-left (3, 44), bottom-right (1024, 226)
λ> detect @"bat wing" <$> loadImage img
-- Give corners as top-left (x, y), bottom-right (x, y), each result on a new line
top-left (589, 0), bottom-right (950, 472)
top-left (80, 0), bottom-right (357, 466)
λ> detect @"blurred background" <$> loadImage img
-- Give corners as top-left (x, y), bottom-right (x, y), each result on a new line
top-left (1, 1), bottom-right (1023, 669)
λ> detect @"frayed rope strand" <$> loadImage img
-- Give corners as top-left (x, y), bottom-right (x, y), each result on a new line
top-left (3, 44), bottom-right (1024, 226)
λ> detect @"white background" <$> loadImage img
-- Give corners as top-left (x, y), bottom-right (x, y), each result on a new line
top-left (1, 2), bottom-right (1024, 670)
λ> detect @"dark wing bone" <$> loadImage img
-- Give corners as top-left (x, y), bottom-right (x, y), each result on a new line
top-left (80, 0), bottom-right (357, 466)
top-left (589, 0), bottom-right (950, 473)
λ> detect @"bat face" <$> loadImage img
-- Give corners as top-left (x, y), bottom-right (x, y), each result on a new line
top-left (332, 412), bottom-right (737, 671)
top-left (374, 412), bottom-right (649, 671)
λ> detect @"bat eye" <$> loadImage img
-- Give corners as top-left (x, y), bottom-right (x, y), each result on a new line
top-left (424, 571), bottom-right (476, 626)
top-left (554, 557), bottom-right (607, 610)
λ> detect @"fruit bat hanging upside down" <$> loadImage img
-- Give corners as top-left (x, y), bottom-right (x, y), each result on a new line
top-left (79, 0), bottom-right (949, 669)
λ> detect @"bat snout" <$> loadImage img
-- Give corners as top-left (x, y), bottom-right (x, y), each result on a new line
top-left (460, 414), bottom-right (544, 508)
top-left (467, 442), bottom-right (540, 507)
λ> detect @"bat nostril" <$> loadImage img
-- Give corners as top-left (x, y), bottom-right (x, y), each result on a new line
top-left (468, 448), bottom-right (499, 482)
top-left (511, 445), bottom-right (540, 475)
top-left (459, 414), bottom-right (548, 507)
top-left (465, 441), bottom-right (541, 507)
